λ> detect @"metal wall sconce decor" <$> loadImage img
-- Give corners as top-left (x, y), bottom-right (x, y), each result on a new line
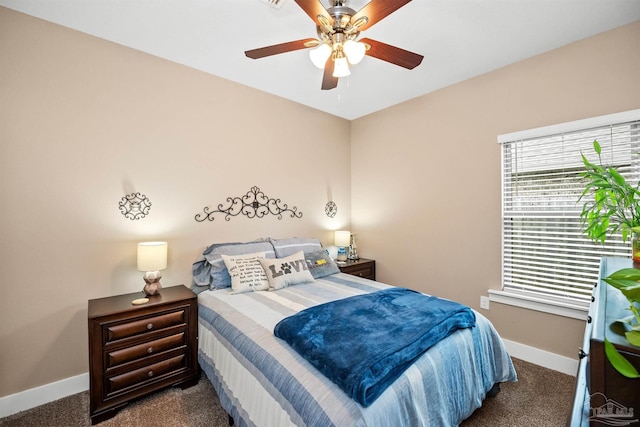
top-left (195, 186), bottom-right (303, 222)
top-left (325, 201), bottom-right (337, 218)
top-left (119, 192), bottom-right (152, 220)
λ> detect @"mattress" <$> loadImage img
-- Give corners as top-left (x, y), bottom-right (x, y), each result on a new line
top-left (197, 273), bottom-right (516, 427)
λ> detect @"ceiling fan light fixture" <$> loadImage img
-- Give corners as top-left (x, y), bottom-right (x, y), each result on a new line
top-left (343, 40), bottom-right (366, 65)
top-left (309, 43), bottom-right (332, 69)
top-left (244, 0), bottom-right (423, 90)
top-left (333, 55), bottom-right (351, 78)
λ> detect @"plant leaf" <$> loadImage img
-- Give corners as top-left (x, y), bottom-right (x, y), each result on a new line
top-left (603, 278), bottom-right (640, 302)
top-left (604, 337), bottom-right (640, 378)
top-left (594, 140), bottom-right (601, 155)
top-left (606, 268), bottom-right (640, 281)
top-left (580, 153), bottom-right (594, 169)
top-left (621, 286), bottom-right (640, 302)
top-left (608, 167), bottom-right (626, 184)
top-left (602, 277), bottom-right (639, 289)
top-left (626, 330), bottom-right (640, 346)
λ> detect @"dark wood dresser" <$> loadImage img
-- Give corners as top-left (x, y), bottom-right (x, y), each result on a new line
top-left (570, 257), bottom-right (640, 426)
top-left (88, 285), bottom-right (199, 424)
top-left (337, 258), bottom-right (376, 281)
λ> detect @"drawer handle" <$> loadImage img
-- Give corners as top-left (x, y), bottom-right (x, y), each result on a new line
top-left (147, 347), bottom-right (154, 354)
top-left (578, 348), bottom-right (587, 359)
top-left (587, 316), bottom-right (592, 324)
top-left (147, 323), bottom-right (153, 330)
top-left (148, 370), bottom-right (154, 378)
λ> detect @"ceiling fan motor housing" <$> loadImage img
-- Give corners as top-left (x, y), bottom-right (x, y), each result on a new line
top-left (328, 5), bottom-right (356, 30)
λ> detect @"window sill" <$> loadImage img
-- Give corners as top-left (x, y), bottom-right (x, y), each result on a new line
top-left (488, 289), bottom-right (589, 321)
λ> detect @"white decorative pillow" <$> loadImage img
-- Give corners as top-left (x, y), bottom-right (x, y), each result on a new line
top-left (259, 251), bottom-right (314, 290)
top-left (221, 252), bottom-right (270, 294)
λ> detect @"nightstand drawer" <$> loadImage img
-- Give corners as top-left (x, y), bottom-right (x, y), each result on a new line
top-left (338, 259), bottom-right (376, 281)
top-left (106, 354), bottom-right (186, 394)
top-left (345, 265), bottom-right (374, 279)
top-left (106, 332), bottom-right (186, 369)
top-left (104, 309), bottom-right (186, 344)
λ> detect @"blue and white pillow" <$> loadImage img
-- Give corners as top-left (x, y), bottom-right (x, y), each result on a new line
top-left (192, 240), bottom-right (275, 290)
top-left (269, 237), bottom-right (323, 258)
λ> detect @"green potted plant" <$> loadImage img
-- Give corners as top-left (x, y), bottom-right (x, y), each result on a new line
top-left (579, 139), bottom-right (640, 377)
top-left (579, 140), bottom-right (640, 250)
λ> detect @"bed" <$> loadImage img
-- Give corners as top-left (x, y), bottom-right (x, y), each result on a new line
top-left (192, 238), bottom-right (517, 427)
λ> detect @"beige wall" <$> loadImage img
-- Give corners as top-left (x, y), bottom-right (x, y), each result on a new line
top-left (351, 21), bottom-right (640, 358)
top-left (0, 7), bottom-right (351, 397)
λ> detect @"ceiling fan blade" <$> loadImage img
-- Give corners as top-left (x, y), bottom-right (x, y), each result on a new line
top-left (245, 38), bottom-right (318, 59)
top-left (294, 0), bottom-right (333, 26)
top-left (321, 57), bottom-right (338, 90)
top-left (351, 0), bottom-right (412, 32)
top-left (360, 38), bottom-right (423, 70)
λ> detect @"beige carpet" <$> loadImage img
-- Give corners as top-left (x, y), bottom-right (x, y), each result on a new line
top-left (461, 358), bottom-right (575, 426)
top-left (0, 358), bottom-right (575, 426)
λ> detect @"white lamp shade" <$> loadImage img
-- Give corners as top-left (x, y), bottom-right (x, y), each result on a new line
top-left (137, 242), bottom-right (168, 272)
top-left (343, 40), bottom-right (366, 64)
top-left (334, 231), bottom-right (351, 247)
top-left (309, 44), bottom-right (332, 69)
top-left (332, 56), bottom-right (351, 78)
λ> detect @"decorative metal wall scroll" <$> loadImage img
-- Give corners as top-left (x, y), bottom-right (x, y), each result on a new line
top-left (195, 186), bottom-right (303, 222)
top-left (119, 192), bottom-right (152, 220)
top-left (325, 201), bottom-right (337, 218)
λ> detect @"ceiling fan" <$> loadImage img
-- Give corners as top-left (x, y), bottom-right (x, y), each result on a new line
top-left (245, 0), bottom-right (424, 90)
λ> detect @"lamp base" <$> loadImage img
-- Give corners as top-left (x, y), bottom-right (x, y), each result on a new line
top-left (143, 278), bottom-right (162, 296)
top-left (337, 247), bottom-right (347, 261)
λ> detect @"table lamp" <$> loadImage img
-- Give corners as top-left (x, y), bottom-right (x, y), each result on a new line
top-left (334, 231), bottom-right (351, 262)
top-left (137, 241), bottom-right (168, 298)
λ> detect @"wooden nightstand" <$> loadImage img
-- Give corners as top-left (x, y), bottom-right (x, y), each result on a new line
top-left (88, 285), bottom-right (199, 424)
top-left (337, 258), bottom-right (376, 281)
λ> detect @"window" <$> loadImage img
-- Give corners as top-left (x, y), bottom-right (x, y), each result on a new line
top-left (495, 110), bottom-right (640, 319)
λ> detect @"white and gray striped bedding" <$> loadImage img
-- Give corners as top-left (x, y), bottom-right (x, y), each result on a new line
top-left (198, 273), bottom-right (517, 427)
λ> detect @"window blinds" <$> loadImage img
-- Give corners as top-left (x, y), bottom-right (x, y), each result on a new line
top-left (500, 113), bottom-right (640, 304)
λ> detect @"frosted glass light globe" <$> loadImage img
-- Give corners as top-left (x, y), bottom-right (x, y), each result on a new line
top-left (309, 44), bottom-right (332, 69)
top-left (343, 40), bottom-right (366, 64)
top-left (332, 56), bottom-right (351, 77)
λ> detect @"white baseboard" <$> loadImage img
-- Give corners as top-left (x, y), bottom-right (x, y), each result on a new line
top-left (502, 338), bottom-right (578, 376)
top-left (0, 341), bottom-right (577, 418)
top-left (0, 373), bottom-right (89, 419)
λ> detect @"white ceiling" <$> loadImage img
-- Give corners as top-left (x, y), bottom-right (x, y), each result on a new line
top-left (2, 0), bottom-right (639, 120)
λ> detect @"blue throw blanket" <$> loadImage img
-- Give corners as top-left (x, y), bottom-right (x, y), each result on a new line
top-left (274, 287), bottom-right (476, 407)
